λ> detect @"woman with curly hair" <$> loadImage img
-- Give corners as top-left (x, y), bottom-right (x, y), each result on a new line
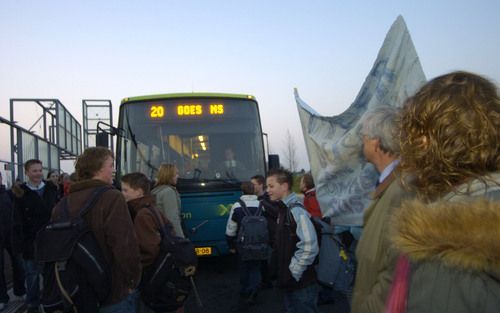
top-left (386, 71), bottom-right (500, 313)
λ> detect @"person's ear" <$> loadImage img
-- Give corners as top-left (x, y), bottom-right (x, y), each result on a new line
top-left (373, 138), bottom-right (382, 153)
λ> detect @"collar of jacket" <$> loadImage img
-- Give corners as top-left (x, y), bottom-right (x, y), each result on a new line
top-left (371, 172), bottom-right (397, 199)
top-left (283, 192), bottom-right (299, 207)
top-left (12, 180), bottom-right (56, 198)
top-left (304, 188), bottom-right (316, 196)
top-left (391, 174), bottom-right (500, 279)
top-left (152, 184), bottom-right (176, 193)
top-left (69, 179), bottom-right (112, 193)
top-left (127, 195), bottom-right (156, 218)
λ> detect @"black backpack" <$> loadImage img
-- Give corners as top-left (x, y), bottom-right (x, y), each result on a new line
top-left (236, 200), bottom-right (270, 261)
top-left (140, 205), bottom-right (198, 313)
top-left (34, 186), bottom-right (112, 313)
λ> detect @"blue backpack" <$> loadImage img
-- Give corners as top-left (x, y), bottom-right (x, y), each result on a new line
top-left (315, 219), bottom-right (356, 292)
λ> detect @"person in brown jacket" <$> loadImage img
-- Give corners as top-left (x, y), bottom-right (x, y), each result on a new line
top-left (51, 147), bottom-right (141, 313)
top-left (351, 107), bottom-right (414, 313)
top-left (121, 172), bottom-right (182, 313)
top-left (121, 172), bottom-right (174, 267)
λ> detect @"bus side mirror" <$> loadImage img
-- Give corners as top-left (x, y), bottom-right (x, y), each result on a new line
top-left (96, 132), bottom-right (109, 147)
top-left (268, 154), bottom-right (280, 170)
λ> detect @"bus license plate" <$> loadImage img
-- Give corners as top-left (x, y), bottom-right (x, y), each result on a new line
top-left (195, 247), bottom-right (212, 256)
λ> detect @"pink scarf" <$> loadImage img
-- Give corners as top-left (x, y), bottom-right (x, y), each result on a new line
top-left (385, 255), bottom-right (410, 313)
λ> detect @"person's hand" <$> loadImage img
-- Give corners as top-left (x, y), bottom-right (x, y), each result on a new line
top-left (321, 216), bottom-right (331, 224)
top-left (229, 248), bottom-right (236, 254)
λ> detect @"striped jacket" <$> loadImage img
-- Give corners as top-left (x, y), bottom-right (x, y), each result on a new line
top-left (284, 193), bottom-right (319, 281)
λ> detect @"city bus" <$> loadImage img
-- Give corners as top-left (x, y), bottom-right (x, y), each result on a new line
top-left (116, 93), bottom-right (270, 256)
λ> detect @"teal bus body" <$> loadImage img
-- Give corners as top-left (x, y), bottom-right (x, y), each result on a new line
top-left (116, 93), bottom-right (266, 256)
top-left (181, 190), bottom-right (241, 256)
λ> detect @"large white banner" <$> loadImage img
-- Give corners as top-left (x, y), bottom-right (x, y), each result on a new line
top-left (296, 16), bottom-right (426, 226)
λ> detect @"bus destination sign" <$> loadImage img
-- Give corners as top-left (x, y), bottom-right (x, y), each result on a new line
top-left (149, 103), bottom-right (224, 119)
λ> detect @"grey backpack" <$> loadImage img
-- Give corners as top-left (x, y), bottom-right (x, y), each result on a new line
top-left (236, 200), bottom-right (269, 261)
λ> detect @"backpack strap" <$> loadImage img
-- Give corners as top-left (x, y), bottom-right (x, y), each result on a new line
top-left (238, 199), bottom-right (261, 217)
top-left (237, 199), bottom-right (251, 217)
top-left (144, 205), bottom-right (171, 240)
top-left (293, 201), bottom-right (306, 211)
top-left (78, 186), bottom-right (112, 218)
top-left (60, 197), bottom-right (71, 221)
top-left (54, 263), bottom-right (78, 313)
top-left (57, 186), bottom-right (110, 221)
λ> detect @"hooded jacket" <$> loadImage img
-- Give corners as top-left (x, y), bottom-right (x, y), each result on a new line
top-left (127, 195), bottom-right (174, 267)
top-left (390, 173), bottom-right (500, 313)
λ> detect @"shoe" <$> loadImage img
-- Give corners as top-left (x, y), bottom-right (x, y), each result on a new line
top-left (317, 296), bottom-right (335, 306)
top-left (259, 281), bottom-right (273, 289)
top-left (236, 296), bottom-right (249, 312)
top-left (0, 303), bottom-right (6, 311)
top-left (245, 292), bottom-right (257, 306)
top-left (27, 306), bottom-right (40, 313)
top-left (11, 294), bottom-right (26, 302)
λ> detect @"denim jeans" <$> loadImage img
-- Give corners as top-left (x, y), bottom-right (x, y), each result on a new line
top-left (283, 284), bottom-right (320, 313)
top-left (0, 244), bottom-right (25, 303)
top-left (239, 259), bottom-right (261, 296)
top-left (99, 290), bottom-right (138, 313)
top-left (23, 259), bottom-right (42, 308)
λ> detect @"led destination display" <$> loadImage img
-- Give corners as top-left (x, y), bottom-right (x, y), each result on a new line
top-left (149, 103), bottom-right (225, 119)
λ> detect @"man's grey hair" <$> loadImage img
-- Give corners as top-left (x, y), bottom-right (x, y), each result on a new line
top-left (359, 106), bottom-right (399, 155)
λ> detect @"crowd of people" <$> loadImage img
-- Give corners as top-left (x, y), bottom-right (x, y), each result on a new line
top-left (0, 70), bottom-right (498, 313)
top-left (224, 71), bottom-right (500, 313)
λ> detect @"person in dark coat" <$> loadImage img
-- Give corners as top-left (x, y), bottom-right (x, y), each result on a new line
top-left (50, 147), bottom-right (141, 313)
top-left (251, 174), bottom-right (276, 289)
top-left (0, 172), bottom-right (25, 310)
top-left (267, 168), bottom-right (320, 313)
top-left (12, 159), bottom-right (59, 313)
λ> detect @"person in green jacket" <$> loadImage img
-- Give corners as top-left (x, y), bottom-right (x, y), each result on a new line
top-left (386, 71), bottom-right (500, 313)
top-left (152, 164), bottom-right (185, 238)
top-left (351, 106), bottom-right (415, 313)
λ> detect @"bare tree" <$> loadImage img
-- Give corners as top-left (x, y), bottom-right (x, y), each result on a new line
top-left (282, 129), bottom-right (298, 172)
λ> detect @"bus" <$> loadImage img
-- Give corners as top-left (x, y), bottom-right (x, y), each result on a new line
top-left (116, 93), bottom-right (271, 256)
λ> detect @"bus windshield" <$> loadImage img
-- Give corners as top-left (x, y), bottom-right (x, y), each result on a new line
top-left (117, 97), bottom-right (266, 188)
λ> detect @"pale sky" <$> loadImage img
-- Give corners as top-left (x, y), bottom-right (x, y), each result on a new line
top-left (1, 0), bottom-right (499, 171)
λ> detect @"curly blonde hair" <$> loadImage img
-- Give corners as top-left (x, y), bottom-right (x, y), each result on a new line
top-left (398, 71), bottom-right (500, 200)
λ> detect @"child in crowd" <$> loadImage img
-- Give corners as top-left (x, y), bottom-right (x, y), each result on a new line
top-left (121, 172), bottom-right (181, 313)
top-left (225, 182), bottom-right (264, 307)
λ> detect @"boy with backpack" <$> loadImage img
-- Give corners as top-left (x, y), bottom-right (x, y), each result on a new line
top-left (40, 147), bottom-right (141, 313)
top-left (266, 168), bottom-right (319, 313)
top-left (225, 182), bottom-right (269, 307)
top-left (121, 172), bottom-right (195, 313)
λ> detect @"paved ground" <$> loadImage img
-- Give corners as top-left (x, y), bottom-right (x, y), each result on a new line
top-left (184, 255), bottom-right (339, 313)
top-left (4, 254), bottom-right (343, 313)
